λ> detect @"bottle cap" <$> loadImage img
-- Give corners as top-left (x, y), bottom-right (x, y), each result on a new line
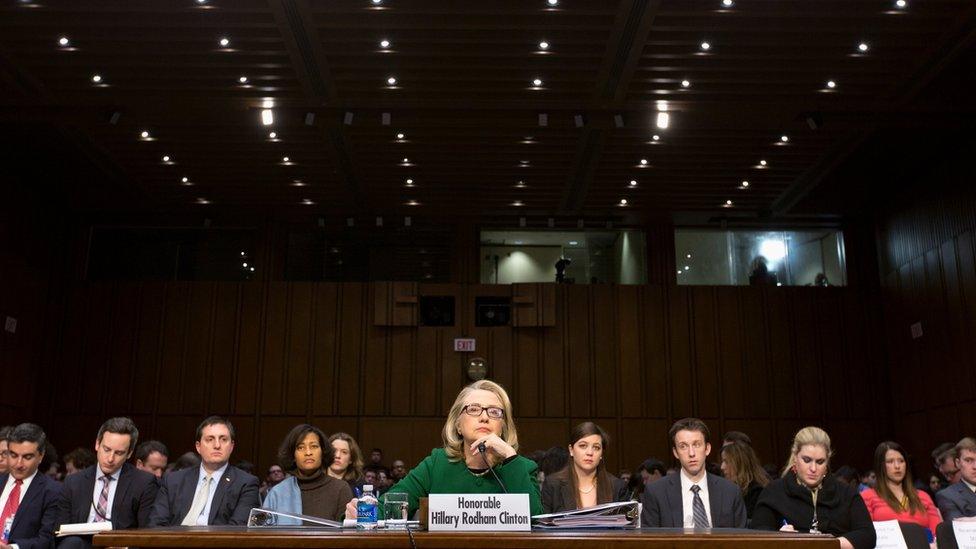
top-left (363, 484), bottom-right (374, 491)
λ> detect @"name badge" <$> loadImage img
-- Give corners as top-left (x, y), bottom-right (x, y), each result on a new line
top-left (872, 520), bottom-right (908, 549)
top-left (428, 494), bottom-right (531, 531)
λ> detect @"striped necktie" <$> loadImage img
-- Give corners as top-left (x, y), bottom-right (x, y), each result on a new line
top-left (691, 484), bottom-right (710, 528)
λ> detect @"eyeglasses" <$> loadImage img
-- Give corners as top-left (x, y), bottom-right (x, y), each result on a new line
top-left (462, 403), bottom-right (505, 419)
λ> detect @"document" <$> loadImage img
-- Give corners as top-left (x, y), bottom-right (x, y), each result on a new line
top-left (55, 522), bottom-right (113, 537)
top-left (532, 500), bottom-right (641, 529)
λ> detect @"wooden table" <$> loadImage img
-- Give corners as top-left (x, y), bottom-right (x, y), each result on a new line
top-left (94, 526), bottom-right (840, 548)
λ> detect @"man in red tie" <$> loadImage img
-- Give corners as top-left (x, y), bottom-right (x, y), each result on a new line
top-left (0, 423), bottom-right (63, 549)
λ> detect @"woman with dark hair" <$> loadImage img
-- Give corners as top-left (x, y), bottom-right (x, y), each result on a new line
top-left (264, 424), bottom-right (353, 522)
top-left (541, 422), bottom-right (627, 513)
top-left (720, 441), bottom-right (769, 520)
top-left (327, 432), bottom-right (365, 492)
top-left (860, 441), bottom-right (941, 537)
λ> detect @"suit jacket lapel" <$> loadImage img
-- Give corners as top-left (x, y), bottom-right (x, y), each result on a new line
top-left (12, 474), bottom-right (46, 533)
top-left (706, 473), bottom-right (721, 527)
top-left (111, 464), bottom-right (133, 522)
top-left (78, 467), bottom-right (97, 523)
top-left (666, 474), bottom-right (683, 527)
top-left (179, 468), bottom-right (199, 520)
top-left (208, 467), bottom-right (233, 524)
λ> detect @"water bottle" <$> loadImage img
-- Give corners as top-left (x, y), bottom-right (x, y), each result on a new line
top-left (356, 484), bottom-right (379, 530)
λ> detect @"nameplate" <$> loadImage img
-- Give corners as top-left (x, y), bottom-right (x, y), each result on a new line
top-left (953, 520), bottom-right (976, 548)
top-left (428, 494), bottom-right (531, 531)
top-left (872, 520), bottom-right (908, 549)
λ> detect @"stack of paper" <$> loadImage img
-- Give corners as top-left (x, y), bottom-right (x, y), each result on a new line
top-left (533, 500), bottom-right (641, 529)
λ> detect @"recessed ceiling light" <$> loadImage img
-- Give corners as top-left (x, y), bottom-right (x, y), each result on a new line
top-left (858, 42), bottom-right (869, 52)
top-left (780, 135), bottom-right (789, 142)
top-left (402, 157), bottom-right (409, 163)
top-left (196, 197), bottom-right (210, 204)
top-left (630, 180), bottom-right (637, 186)
top-left (196, 0), bottom-right (208, 4)
top-left (238, 76), bottom-right (248, 84)
top-left (547, 0), bottom-right (558, 5)
top-left (268, 131), bottom-right (277, 139)
top-left (619, 199), bottom-right (628, 206)
top-left (895, 0), bottom-right (906, 7)
top-left (538, 40), bottom-right (549, 50)
top-left (686, 254), bottom-right (693, 259)
top-left (722, 0), bottom-right (733, 6)
top-left (741, 180), bottom-right (750, 188)
top-left (652, 134), bottom-right (660, 141)
top-left (302, 199), bottom-right (314, 205)
top-left (407, 200), bottom-right (420, 206)
top-left (513, 201), bottom-right (524, 207)
top-left (380, 39), bottom-right (390, 48)
top-left (140, 130), bottom-right (150, 139)
top-left (91, 74), bottom-right (102, 83)
top-left (387, 76), bottom-right (397, 86)
top-left (181, 176), bottom-right (189, 183)
top-left (700, 41), bottom-right (711, 51)
top-left (532, 78), bottom-right (543, 87)
top-left (826, 79), bottom-right (837, 89)
top-left (759, 159), bottom-right (767, 166)
top-left (640, 158), bottom-right (648, 166)
top-left (58, 36), bottom-right (70, 47)
top-left (291, 179), bottom-right (306, 186)
top-left (681, 79), bottom-right (691, 88)
top-left (372, 0), bottom-right (382, 4)
top-left (725, 199), bottom-right (733, 206)
top-left (569, 241), bottom-right (578, 246)
top-left (282, 156), bottom-right (290, 162)
top-left (396, 132), bottom-right (405, 139)
top-left (405, 178), bottom-right (414, 186)
top-left (656, 112), bottom-right (670, 129)
top-left (219, 37), bottom-right (230, 47)
top-left (162, 155), bottom-right (171, 162)
top-left (516, 180), bottom-right (526, 187)
top-left (261, 109), bottom-right (273, 125)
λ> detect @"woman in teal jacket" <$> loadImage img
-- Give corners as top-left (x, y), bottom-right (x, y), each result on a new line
top-left (346, 380), bottom-right (542, 519)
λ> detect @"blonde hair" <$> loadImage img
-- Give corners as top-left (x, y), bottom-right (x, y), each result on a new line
top-left (442, 380), bottom-right (518, 462)
top-left (782, 426), bottom-right (833, 478)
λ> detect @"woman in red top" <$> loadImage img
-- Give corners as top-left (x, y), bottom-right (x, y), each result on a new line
top-left (860, 441), bottom-right (941, 537)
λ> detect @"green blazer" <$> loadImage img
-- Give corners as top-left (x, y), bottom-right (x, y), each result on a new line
top-left (381, 448), bottom-right (543, 519)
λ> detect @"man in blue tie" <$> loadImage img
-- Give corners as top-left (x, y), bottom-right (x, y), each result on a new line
top-left (55, 417), bottom-right (158, 549)
top-left (148, 416), bottom-right (259, 527)
top-left (641, 418), bottom-right (746, 528)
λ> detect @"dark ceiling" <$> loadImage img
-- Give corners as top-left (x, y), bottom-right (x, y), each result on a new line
top-left (1, 0), bottom-right (974, 222)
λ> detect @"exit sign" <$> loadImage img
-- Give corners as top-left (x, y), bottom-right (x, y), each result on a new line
top-left (454, 338), bottom-right (476, 352)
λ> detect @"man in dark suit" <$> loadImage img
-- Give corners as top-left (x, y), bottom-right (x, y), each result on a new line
top-left (0, 423), bottom-right (63, 549)
top-left (148, 416), bottom-right (259, 526)
top-left (55, 417), bottom-right (158, 549)
top-left (936, 436), bottom-right (976, 520)
top-left (641, 418), bottom-right (746, 528)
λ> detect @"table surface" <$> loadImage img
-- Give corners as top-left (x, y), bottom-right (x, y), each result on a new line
top-left (94, 526), bottom-right (840, 548)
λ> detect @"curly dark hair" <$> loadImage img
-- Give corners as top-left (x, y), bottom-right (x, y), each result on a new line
top-left (277, 424), bottom-right (333, 473)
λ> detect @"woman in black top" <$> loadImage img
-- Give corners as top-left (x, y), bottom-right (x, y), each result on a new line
top-left (751, 426), bottom-right (875, 549)
top-left (541, 422), bottom-right (627, 513)
top-left (720, 441), bottom-right (769, 521)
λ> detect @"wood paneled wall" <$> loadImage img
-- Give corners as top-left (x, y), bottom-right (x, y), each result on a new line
top-left (33, 280), bottom-right (887, 476)
top-left (877, 142), bottom-right (976, 466)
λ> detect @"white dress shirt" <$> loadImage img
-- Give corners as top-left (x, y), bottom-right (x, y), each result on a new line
top-left (193, 463), bottom-right (229, 525)
top-left (679, 469), bottom-right (712, 528)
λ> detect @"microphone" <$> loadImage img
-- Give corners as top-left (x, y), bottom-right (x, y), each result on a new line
top-left (477, 442), bottom-right (508, 493)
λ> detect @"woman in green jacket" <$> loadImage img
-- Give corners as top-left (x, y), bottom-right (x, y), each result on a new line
top-left (345, 379), bottom-right (543, 519)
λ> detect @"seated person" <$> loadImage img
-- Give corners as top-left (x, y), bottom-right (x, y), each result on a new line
top-left (148, 416), bottom-right (260, 526)
top-left (936, 436), bottom-right (976, 521)
top-left (264, 424), bottom-right (353, 522)
top-left (1, 423), bottom-right (63, 549)
top-left (641, 418), bottom-right (746, 528)
top-left (860, 441), bottom-right (941, 538)
top-left (345, 380), bottom-right (543, 519)
top-left (720, 441), bottom-right (769, 521)
top-left (751, 426), bottom-right (875, 549)
top-left (542, 422), bottom-right (627, 513)
top-left (56, 418), bottom-right (158, 549)
top-left (327, 432), bottom-right (365, 494)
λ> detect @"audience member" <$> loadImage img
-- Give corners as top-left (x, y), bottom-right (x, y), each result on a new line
top-left (260, 464), bottom-right (285, 501)
top-left (618, 469), bottom-right (631, 484)
top-left (641, 418), bottom-right (746, 528)
top-left (935, 436), bottom-right (976, 521)
top-left (235, 460), bottom-right (255, 476)
top-left (327, 432), bottom-right (365, 493)
top-left (748, 257), bottom-right (777, 286)
top-left (0, 426), bottom-right (10, 476)
top-left (625, 469), bottom-right (645, 501)
top-left (376, 470), bottom-right (392, 497)
top-left (55, 417), bottom-right (158, 549)
top-left (751, 426), bottom-right (875, 549)
top-left (720, 441), bottom-right (769, 521)
top-left (541, 422), bottom-right (627, 513)
top-left (933, 442), bottom-right (961, 488)
top-left (263, 424), bottom-right (352, 522)
top-left (168, 452), bottom-right (201, 474)
top-left (639, 458), bottom-right (666, 486)
top-left (390, 459), bottom-right (407, 482)
top-left (42, 442), bottom-right (61, 482)
top-left (722, 431), bottom-right (752, 448)
top-left (926, 473), bottom-right (942, 498)
top-left (832, 465), bottom-right (859, 489)
top-left (537, 446), bottom-right (570, 484)
top-left (345, 380), bottom-right (543, 520)
top-left (858, 470), bottom-right (876, 492)
top-left (62, 448), bottom-right (95, 477)
top-left (363, 469), bottom-right (377, 489)
top-left (363, 448), bottom-right (389, 478)
top-left (133, 440), bottom-right (169, 479)
top-left (0, 423), bottom-right (63, 549)
top-left (148, 416), bottom-right (260, 526)
top-left (859, 441), bottom-right (941, 539)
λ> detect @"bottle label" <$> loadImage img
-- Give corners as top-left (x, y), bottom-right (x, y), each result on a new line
top-left (2, 515), bottom-right (13, 543)
top-left (356, 502), bottom-right (377, 523)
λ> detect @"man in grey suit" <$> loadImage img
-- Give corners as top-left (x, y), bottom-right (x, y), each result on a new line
top-left (641, 418), bottom-right (746, 528)
top-left (148, 416), bottom-right (259, 526)
top-left (936, 436), bottom-right (976, 521)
